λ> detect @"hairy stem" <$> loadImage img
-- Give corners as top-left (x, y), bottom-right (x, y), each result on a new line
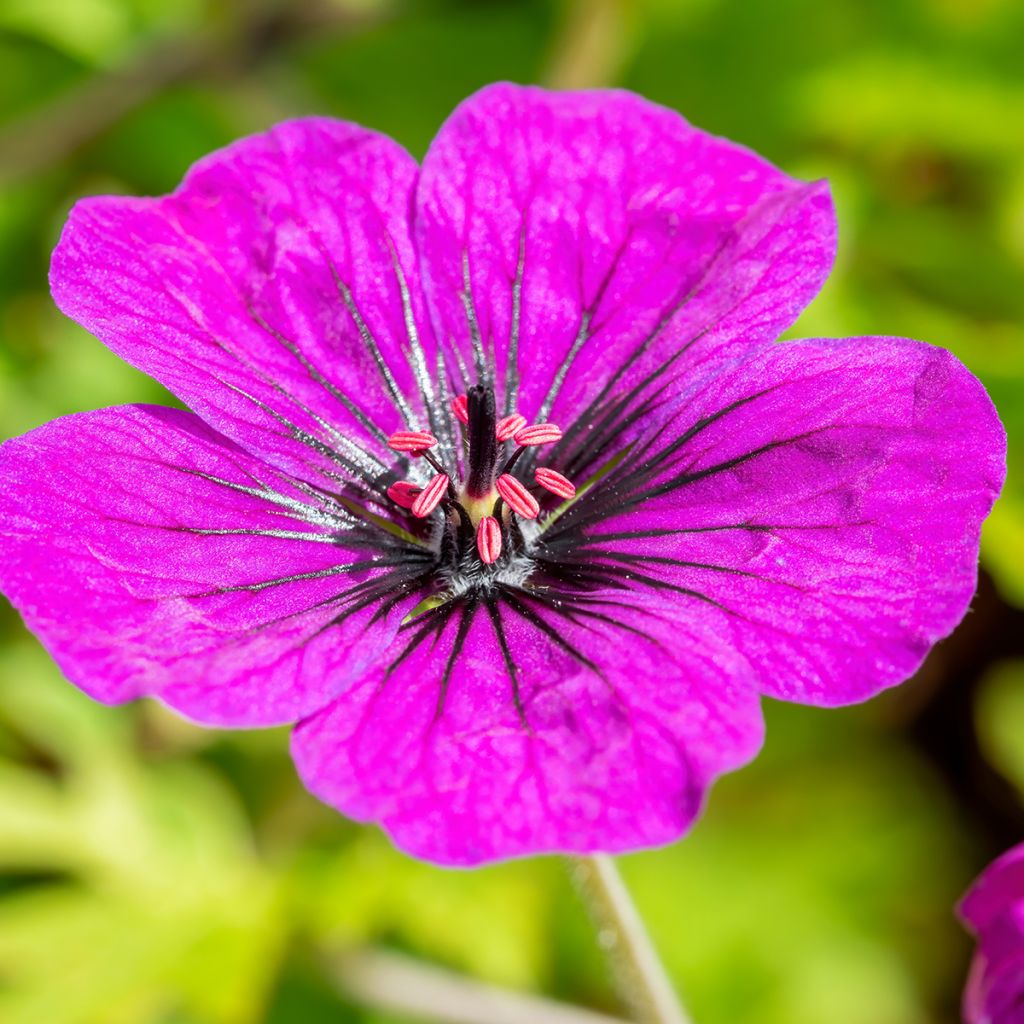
top-left (569, 855), bottom-right (692, 1024)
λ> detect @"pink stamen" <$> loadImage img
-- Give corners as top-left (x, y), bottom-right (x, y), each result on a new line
top-left (386, 480), bottom-right (422, 509)
top-left (514, 423), bottom-right (562, 447)
top-left (411, 473), bottom-right (449, 517)
top-left (495, 413), bottom-right (527, 442)
top-left (476, 516), bottom-right (502, 564)
top-left (451, 394), bottom-right (469, 424)
top-left (535, 467), bottom-right (576, 499)
top-left (495, 473), bottom-right (540, 519)
top-left (388, 430), bottom-right (437, 453)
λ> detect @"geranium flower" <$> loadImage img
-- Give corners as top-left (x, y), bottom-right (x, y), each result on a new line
top-left (960, 843), bottom-right (1024, 1023)
top-left (0, 84), bottom-right (1004, 865)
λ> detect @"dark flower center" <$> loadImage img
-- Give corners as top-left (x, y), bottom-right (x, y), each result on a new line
top-left (383, 384), bottom-right (577, 592)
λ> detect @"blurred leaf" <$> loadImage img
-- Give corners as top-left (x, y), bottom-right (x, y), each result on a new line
top-left (0, 639), bottom-right (287, 1024)
top-left (0, 0), bottom-right (206, 65)
top-left (294, 831), bottom-right (554, 990)
top-left (797, 53), bottom-right (1024, 160)
top-left (975, 659), bottom-right (1024, 797)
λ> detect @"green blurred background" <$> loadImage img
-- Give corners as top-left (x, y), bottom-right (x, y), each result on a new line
top-left (1, 1), bottom-right (1023, 1021)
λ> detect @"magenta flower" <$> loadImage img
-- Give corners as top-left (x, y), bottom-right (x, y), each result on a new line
top-left (960, 843), bottom-right (1024, 1023)
top-left (0, 84), bottom-right (1004, 865)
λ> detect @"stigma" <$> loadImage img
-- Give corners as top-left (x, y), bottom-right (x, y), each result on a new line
top-left (384, 384), bottom-right (576, 568)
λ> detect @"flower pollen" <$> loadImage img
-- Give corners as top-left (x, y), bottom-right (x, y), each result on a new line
top-left (386, 480), bottom-right (421, 509)
top-left (495, 413), bottom-right (527, 441)
top-left (450, 394), bottom-right (469, 424)
top-left (535, 466), bottom-right (576, 499)
top-left (476, 516), bottom-right (502, 564)
top-left (410, 473), bottom-right (449, 517)
top-left (495, 473), bottom-right (539, 519)
top-left (387, 430), bottom-right (437, 453)
top-left (514, 423), bottom-right (562, 446)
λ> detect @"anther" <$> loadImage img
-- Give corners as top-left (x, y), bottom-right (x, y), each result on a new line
top-left (495, 413), bottom-right (527, 442)
top-left (386, 481), bottom-right (422, 509)
top-left (388, 430), bottom-right (437, 453)
top-left (476, 516), bottom-right (502, 564)
top-left (514, 423), bottom-right (562, 447)
top-left (495, 473), bottom-right (540, 519)
top-left (411, 473), bottom-right (449, 517)
top-left (451, 394), bottom-right (469, 424)
top-left (535, 467), bottom-right (576, 499)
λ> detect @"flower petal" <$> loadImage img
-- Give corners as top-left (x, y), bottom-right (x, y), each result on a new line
top-left (416, 82), bottom-right (835, 426)
top-left (0, 406), bottom-right (430, 725)
top-left (960, 844), bottom-right (1024, 1024)
top-left (962, 845), bottom-right (1024, 936)
top-left (541, 337), bottom-right (1005, 706)
top-left (966, 951), bottom-right (1024, 1024)
top-left (291, 594), bottom-right (762, 865)
top-left (50, 119), bottom-right (441, 488)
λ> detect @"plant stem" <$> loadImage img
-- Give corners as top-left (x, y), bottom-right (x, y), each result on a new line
top-left (569, 855), bottom-right (692, 1024)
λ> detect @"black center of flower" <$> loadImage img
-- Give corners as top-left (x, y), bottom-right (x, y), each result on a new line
top-left (383, 384), bottom-right (576, 592)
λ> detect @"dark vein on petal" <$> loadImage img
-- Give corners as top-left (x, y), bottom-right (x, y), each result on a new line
top-left (584, 524), bottom-right (773, 541)
top-left (300, 570), bottom-right (435, 643)
top-left (386, 605), bottom-right (452, 680)
top-left (333, 272), bottom-right (417, 426)
top-left (523, 587), bottom-right (670, 654)
top-left (574, 550), bottom-right (759, 577)
top-left (553, 427), bottom-right (826, 539)
top-left (534, 312), bottom-right (590, 426)
top-left (431, 347), bottom-right (460, 477)
top-left (163, 525), bottom-right (343, 542)
top-left (497, 588), bottom-right (601, 674)
top-left (150, 220), bottom-right (393, 481)
top-left (534, 227), bottom-right (637, 424)
top-left (486, 598), bottom-right (529, 730)
top-left (175, 468), bottom-right (353, 528)
top-left (601, 233), bottom-right (734, 397)
top-left (246, 305), bottom-right (390, 446)
top-left (434, 601), bottom-right (477, 722)
top-left (461, 249), bottom-right (491, 387)
top-left (220, 379), bottom-right (383, 488)
top-left (194, 557), bottom-right (428, 597)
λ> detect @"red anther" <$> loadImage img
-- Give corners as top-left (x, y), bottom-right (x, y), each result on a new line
top-left (495, 413), bottom-right (527, 442)
top-left (386, 480), bottom-right (422, 509)
top-left (411, 473), bottom-right (449, 517)
top-left (513, 423), bottom-right (563, 447)
top-left (451, 394), bottom-right (469, 424)
top-left (535, 467), bottom-right (576, 499)
top-left (495, 473), bottom-right (540, 519)
top-left (387, 430), bottom-right (438, 453)
top-left (476, 516), bottom-right (502, 564)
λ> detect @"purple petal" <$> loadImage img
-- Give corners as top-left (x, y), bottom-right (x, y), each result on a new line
top-left (543, 337), bottom-right (1005, 706)
top-left (416, 82), bottom-right (835, 424)
top-left (50, 119), bottom-right (438, 486)
top-left (961, 844), bottom-right (1024, 1024)
top-left (967, 951), bottom-right (1024, 1024)
top-left (0, 406), bottom-right (426, 725)
top-left (963, 845), bottom-right (1024, 935)
top-left (291, 594), bottom-right (762, 865)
